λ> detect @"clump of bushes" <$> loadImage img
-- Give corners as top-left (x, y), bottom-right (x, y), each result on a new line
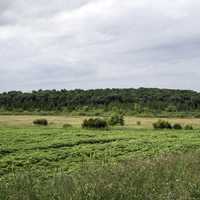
top-left (173, 123), bottom-right (183, 130)
top-left (153, 120), bottom-right (193, 130)
top-left (153, 120), bottom-right (172, 129)
top-left (82, 118), bottom-right (108, 129)
top-left (108, 114), bottom-right (124, 126)
top-left (63, 124), bottom-right (72, 129)
top-left (33, 119), bottom-right (48, 126)
top-left (184, 125), bottom-right (193, 130)
top-left (137, 121), bottom-right (141, 126)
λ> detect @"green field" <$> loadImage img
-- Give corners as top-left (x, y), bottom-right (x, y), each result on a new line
top-left (0, 115), bottom-right (200, 176)
top-left (1, 116), bottom-right (200, 199)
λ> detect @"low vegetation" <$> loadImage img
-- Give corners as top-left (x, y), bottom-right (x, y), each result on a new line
top-left (153, 120), bottom-right (192, 130)
top-left (185, 124), bottom-right (193, 130)
top-left (1, 152), bottom-right (200, 200)
top-left (108, 114), bottom-right (125, 126)
top-left (62, 123), bottom-right (72, 128)
top-left (153, 120), bottom-right (172, 129)
top-left (33, 119), bottom-right (48, 126)
top-left (0, 121), bottom-right (200, 178)
top-left (136, 121), bottom-right (141, 126)
top-left (82, 118), bottom-right (108, 129)
top-left (173, 123), bottom-right (183, 130)
top-left (0, 115), bottom-right (200, 199)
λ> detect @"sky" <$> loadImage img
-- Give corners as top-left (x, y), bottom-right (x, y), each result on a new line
top-left (0, 0), bottom-right (200, 92)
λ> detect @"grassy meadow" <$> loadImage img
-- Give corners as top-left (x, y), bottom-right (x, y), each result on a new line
top-left (1, 115), bottom-right (200, 199)
top-left (1, 115), bottom-right (200, 128)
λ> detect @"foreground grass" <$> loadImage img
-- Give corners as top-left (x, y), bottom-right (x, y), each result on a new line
top-left (1, 152), bottom-right (200, 200)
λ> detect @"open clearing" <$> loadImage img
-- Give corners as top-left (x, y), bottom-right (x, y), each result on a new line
top-left (0, 115), bottom-right (200, 176)
top-left (0, 115), bottom-right (200, 128)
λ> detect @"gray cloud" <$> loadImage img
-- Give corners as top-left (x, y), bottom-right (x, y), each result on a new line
top-left (0, 0), bottom-right (200, 91)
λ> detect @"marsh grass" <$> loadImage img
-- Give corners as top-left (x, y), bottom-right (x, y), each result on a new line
top-left (1, 152), bottom-right (200, 200)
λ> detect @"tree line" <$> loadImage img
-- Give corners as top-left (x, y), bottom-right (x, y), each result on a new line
top-left (0, 88), bottom-right (200, 113)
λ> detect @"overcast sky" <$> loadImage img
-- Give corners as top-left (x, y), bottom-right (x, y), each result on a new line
top-left (0, 0), bottom-right (200, 92)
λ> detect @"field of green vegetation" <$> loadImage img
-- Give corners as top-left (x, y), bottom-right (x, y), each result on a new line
top-left (1, 115), bottom-right (200, 199)
top-left (1, 124), bottom-right (200, 176)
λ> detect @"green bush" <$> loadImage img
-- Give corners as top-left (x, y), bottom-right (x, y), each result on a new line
top-left (137, 121), bottom-right (141, 126)
top-left (184, 125), bottom-right (193, 130)
top-left (153, 120), bottom-right (172, 129)
top-left (33, 119), bottom-right (48, 126)
top-left (108, 114), bottom-right (125, 126)
top-left (63, 124), bottom-right (72, 129)
top-left (194, 113), bottom-right (200, 118)
top-left (173, 123), bottom-right (183, 130)
top-left (82, 118), bottom-right (108, 129)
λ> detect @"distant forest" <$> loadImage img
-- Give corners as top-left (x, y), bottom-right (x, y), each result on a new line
top-left (0, 88), bottom-right (200, 116)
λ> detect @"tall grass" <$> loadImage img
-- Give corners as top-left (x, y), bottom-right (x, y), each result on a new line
top-left (1, 152), bottom-right (200, 200)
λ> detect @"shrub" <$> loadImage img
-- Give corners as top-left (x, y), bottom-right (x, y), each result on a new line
top-left (153, 120), bottom-right (172, 129)
top-left (184, 125), bottom-right (193, 130)
top-left (33, 119), bottom-right (48, 126)
top-left (94, 112), bottom-right (101, 116)
top-left (78, 112), bottom-right (87, 116)
top-left (137, 121), bottom-right (141, 126)
top-left (108, 114), bottom-right (125, 126)
top-left (194, 113), bottom-right (200, 118)
top-left (82, 118), bottom-right (108, 129)
top-left (173, 123), bottom-right (182, 130)
top-left (63, 124), bottom-right (72, 129)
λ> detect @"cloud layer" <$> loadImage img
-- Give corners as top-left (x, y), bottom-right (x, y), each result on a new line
top-left (0, 0), bottom-right (200, 91)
